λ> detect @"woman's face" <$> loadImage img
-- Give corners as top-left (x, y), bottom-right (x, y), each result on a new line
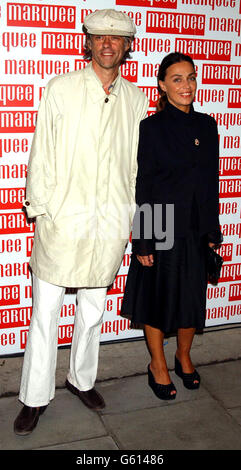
top-left (159, 61), bottom-right (197, 113)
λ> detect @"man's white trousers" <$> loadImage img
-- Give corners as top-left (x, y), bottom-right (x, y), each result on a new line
top-left (19, 274), bottom-right (107, 407)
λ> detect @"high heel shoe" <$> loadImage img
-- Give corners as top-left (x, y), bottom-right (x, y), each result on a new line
top-left (147, 365), bottom-right (176, 400)
top-left (175, 356), bottom-right (200, 390)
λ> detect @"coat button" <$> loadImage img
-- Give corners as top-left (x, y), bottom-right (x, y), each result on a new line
top-left (25, 201), bottom-right (30, 206)
top-left (105, 97), bottom-right (109, 103)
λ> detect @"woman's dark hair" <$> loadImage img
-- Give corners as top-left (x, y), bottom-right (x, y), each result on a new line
top-left (157, 52), bottom-right (195, 111)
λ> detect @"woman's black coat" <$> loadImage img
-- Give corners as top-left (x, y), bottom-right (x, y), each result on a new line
top-left (132, 101), bottom-right (222, 255)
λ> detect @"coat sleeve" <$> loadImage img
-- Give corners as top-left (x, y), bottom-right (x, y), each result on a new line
top-left (207, 118), bottom-right (223, 246)
top-left (23, 84), bottom-right (57, 219)
top-left (132, 119), bottom-right (155, 255)
top-left (129, 94), bottom-right (149, 212)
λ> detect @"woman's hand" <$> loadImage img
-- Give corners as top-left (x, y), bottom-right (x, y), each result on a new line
top-left (136, 254), bottom-right (154, 266)
top-left (208, 242), bottom-right (216, 249)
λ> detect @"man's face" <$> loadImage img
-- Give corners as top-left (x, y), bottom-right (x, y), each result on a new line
top-left (88, 35), bottom-right (130, 71)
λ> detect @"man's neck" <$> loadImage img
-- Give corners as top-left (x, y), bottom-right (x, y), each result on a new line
top-left (92, 61), bottom-right (119, 94)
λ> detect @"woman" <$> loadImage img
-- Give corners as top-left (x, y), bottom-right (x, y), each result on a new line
top-left (121, 52), bottom-right (222, 400)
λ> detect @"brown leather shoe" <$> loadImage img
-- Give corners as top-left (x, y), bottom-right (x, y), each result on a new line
top-left (65, 379), bottom-right (105, 410)
top-left (14, 405), bottom-right (47, 436)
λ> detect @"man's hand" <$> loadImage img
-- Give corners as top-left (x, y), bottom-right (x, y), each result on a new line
top-left (136, 254), bottom-right (154, 266)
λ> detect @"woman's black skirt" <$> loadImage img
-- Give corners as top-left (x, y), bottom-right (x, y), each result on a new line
top-left (121, 231), bottom-right (208, 334)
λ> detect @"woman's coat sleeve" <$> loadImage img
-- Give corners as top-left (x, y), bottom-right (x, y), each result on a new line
top-left (132, 119), bottom-right (156, 255)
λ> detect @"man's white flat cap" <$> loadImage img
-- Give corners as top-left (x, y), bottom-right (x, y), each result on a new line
top-left (84, 9), bottom-right (136, 37)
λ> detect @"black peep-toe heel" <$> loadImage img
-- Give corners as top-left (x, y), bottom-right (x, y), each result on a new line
top-left (175, 356), bottom-right (200, 390)
top-left (147, 365), bottom-right (176, 401)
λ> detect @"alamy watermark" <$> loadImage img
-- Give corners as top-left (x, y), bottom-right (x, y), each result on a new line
top-left (66, 200), bottom-right (174, 251)
top-left (132, 203), bottom-right (174, 250)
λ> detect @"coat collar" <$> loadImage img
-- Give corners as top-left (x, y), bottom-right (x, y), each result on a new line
top-left (84, 62), bottom-right (121, 103)
top-left (164, 100), bottom-right (196, 121)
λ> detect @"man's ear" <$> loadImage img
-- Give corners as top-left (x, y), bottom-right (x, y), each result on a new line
top-left (87, 36), bottom-right (92, 51)
top-left (124, 37), bottom-right (132, 52)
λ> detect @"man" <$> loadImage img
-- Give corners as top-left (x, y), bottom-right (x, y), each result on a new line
top-left (14, 9), bottom-right (148, 435)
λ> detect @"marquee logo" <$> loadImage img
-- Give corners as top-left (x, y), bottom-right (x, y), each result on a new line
top-left (219, 178), bottom-right (241, 197)
top-left (5, 59), bottom-right (70, 80)
top-left (210, 111), bottom-right (241, 130)
top-left (0, 212), bottom-right (34, 235)
top-left (42, 32), bottom-right (85, 55)
top-left (133, 36), bottom-right (171, 56)
top-left (219, 157), bottom-right (241, 176)
top-left (0, 285), bottom-right (20, 307)
top-left (146, 11), bottom-right (205, 35)
top-left (209, 16), bottom-right (241, 37)
top-left (202, 64), bottom-right (241, 84)
top-left (0, 138), bottom-right (29, 158)
top-left (108, 275), bottom-right (127, 295)
top-left (218, 243), bottom-right (233, 262)
top-left (175, 38), bottom-right (231, 60)
top-left (206, 304), bottom-right (241, 322)
top-left (181, 0), bottom-right (236, 9)
top-left (0, 111), bottom-right (37, 133)
top-left (229, 283), bottom-right (241, 301)
top-left (7, 3), bottom-right (76, 29)
top-left (0, 306), bottom-right (32, 328)
top-left (0, 262), bottom-right (30, 279)
top-left (0, 238), bottom-right (22, 255)
top-left (101, 318), bottom-right (131, 335)
top-left (58, 324), bottom-right (74, 345)
top-left (195, 88), bottom-right (224, 107)
top-left (121, 61), bottom-right (138, 82)
top-left (116, 0), bottom-right (177, 8)
top-left (220, 263), bottom-right (241, 282)
top-left (0, 84), bottom-right (34, 107)
top-left (228, 88), bottom-right (241, 108)
top-left (0, 188), bottom-right (25, 210)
